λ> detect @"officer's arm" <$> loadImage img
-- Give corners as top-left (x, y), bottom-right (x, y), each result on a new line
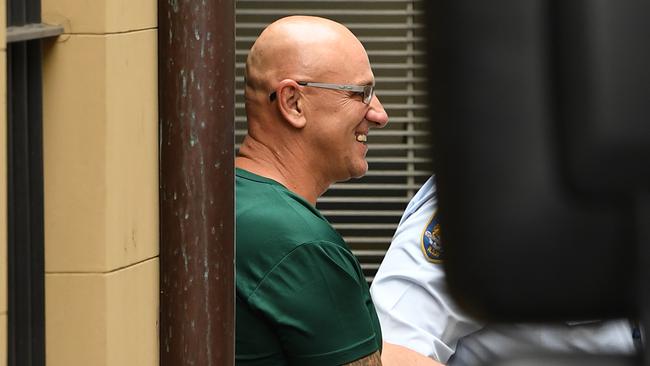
top-left (381, 342), bottom-right (445, 366)
top-left (344, 350), bottom-right (382, 365)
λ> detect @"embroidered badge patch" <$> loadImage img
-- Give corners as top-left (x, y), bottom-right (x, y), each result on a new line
top-left (421, 212), bottom-right (443, 263)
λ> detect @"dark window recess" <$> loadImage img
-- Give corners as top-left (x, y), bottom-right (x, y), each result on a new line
top-left (7, 39), bottom-right (45, 366)
top-left (5, 0), bottom-right (60, 364)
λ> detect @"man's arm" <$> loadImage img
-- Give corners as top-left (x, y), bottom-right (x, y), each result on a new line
top-left (342, 343), bottom-right (446, 366)
top-left (381, 342), bottom-right (444, 366)
top-left (344, 350), bottom-right (382, 366)
top-left (370, 177), bottom-right (480, 364)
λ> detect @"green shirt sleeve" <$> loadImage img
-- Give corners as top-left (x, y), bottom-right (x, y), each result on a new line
top-left (247, 241), bottom-right (381, 365)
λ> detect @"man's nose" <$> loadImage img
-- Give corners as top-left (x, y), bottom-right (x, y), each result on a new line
top-left (366, 95), bottom-right (389, 128)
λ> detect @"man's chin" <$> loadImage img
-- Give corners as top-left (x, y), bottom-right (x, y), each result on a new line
top-left (333, 162), bottom-right (368, 183)
top-left (349, 164), bottom-right (369, 180)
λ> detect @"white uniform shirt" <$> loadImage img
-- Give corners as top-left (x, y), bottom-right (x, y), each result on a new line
top-left (370, 176), bottom-right (636, 364)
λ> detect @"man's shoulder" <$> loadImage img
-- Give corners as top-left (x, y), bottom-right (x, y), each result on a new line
top-left (237, 170), bottom-right (326, 223)
top-left (400, 176), bottom-right (437, 222)
top-left (238, 170), bottom-right (340, 237)
top-left (237, 189), bottom-right (339, 246)
top-left (236, 175), bottom-right (349, 298)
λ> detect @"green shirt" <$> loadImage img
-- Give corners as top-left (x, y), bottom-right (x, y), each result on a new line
top-left (236, 168), bottom-right (382, 365)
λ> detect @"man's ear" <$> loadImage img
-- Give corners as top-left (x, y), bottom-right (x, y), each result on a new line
top-left (276, 79), bottom-right (307, 129)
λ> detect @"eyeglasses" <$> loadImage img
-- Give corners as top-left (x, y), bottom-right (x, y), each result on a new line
top-left (269, 81), bottom-right (375, 104)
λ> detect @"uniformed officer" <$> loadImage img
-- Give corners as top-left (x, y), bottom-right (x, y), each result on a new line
top-left (370, 176), bottom-right (638, 365)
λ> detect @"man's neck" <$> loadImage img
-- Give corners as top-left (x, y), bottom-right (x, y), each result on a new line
top-left (235, 144), bottom-right (330, 206)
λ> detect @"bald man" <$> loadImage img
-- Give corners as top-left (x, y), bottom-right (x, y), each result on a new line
top-left (236, 16), bottom-right (441, 366)
top-left (235, 16), bottom-right (415, 365)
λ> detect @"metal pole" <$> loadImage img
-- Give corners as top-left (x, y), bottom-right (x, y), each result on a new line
top-left (158, 0), bottom-right (235, 364)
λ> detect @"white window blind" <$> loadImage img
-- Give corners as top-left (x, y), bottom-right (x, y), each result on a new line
top-left (236, 0), bottom-right (431, 282)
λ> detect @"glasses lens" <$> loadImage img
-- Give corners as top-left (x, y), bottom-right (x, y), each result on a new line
top-left (363, 86), bottom-right (374, 104)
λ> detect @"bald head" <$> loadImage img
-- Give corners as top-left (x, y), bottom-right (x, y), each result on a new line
top-left (245, 16), bottom-right (370, 101)
top-left (237, 16), bottom-right (388, 202)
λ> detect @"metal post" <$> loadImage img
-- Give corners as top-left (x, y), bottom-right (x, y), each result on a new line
top-left (158, 0), bottom-right (235, 364)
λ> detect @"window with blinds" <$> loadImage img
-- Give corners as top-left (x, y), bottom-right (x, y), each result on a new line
top-left (235, 0), bottom-right (432, 282)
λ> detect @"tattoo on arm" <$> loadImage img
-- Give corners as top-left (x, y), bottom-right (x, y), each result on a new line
top-left (344, 350), bottom-right (382, 366)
